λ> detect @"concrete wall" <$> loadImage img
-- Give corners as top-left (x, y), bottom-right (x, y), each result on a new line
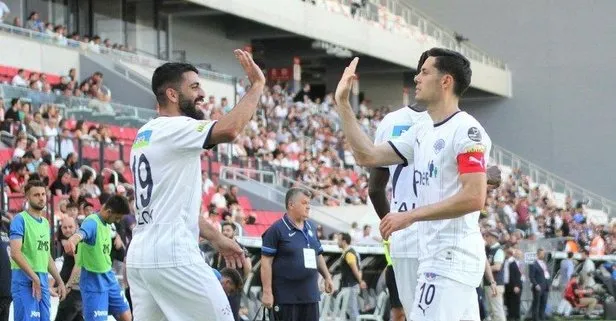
top-left (407, 0), bottom-right (616, 199)
top-left (170, 15), bottom-right (246, 77)
top-left (0, 33), bottom-right (79, 76)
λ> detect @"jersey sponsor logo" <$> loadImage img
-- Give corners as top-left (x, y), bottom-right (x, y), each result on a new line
top-left (391, 125), bottom-right (411, 137)
top-left (94, 310), bottom-right (108, 318)
top-left (196, 120), bottom-right (212, 133)
top-left (467, 127), bottom-right (482, 142)
top-left (36, 240), bottom-right (49, 251)
top-left (413, 161), bottom-right (438, 195)
top-left (133, 130), bottom-right (153, 149)
top-left (30, 311), bottom-right (40, 318)
top-left (433, 139), bottom-right (445, 154)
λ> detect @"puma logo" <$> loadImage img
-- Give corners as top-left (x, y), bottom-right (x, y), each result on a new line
top-left (417, 304), bottom-right (428, 315)
top-left (469, 156), bottom-right (484, 167)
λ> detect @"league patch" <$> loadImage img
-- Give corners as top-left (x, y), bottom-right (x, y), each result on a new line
top-left (196, 120), bottom-right (212, 133)
top-left (392, 125), bottom-right (411, 138)
top-left (133, 130), bottom-right (152, 149)
top-left (467, 127), bottom-right (482, 142)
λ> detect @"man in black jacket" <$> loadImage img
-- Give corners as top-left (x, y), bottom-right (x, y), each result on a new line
top-left (529, 248), bottom-right (550, 321)
top-left (505, 249), bottom-right (524, 321)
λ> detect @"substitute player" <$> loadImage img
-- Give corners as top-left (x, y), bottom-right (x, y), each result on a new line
top-left (10, 180), bottom-right (66, 321)
top-left (126, 49), bottom-right (265, 321)
top-left (63, 195), bottom-right (132, 321)
top-left (334, 48), bottom-right (490, 321)
top-left (368, 103), bottom-right (429, 320)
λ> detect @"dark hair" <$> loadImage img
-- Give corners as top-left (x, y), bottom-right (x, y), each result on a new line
top-left (417, 47), bottom-right (472, 97)
top-left (567, 252), bottom-right (574, 259)
top-left (25, 180), bottom-right (47, 194)
top-left (151, 63), bottom-right (198, 105)
top-left (340, 232), bottom-right (352, 245)
top-left (220, 268), bottom-right (243, 294)
top-left (10, 98), bottom-right (19, 107)
top-left (103, 195), bottom-right (131, 215)
top-left (80, 170), bottom-right (94, 185)
top-left (221, 222), bottom-right (237, 231)
top-left (66, 202), bottom-right (79, 210)
top-left (285, 188), bottom-right (312, 209)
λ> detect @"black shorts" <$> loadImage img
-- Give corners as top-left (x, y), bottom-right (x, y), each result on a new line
top-left (385, 265), bottom-right (403, 308)
top-left (271, 302), bottom-right (319, 321)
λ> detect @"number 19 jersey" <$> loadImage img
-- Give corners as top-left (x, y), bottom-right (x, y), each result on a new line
top-left (373, 106), bottom-right (430, 258)
top-left (127, 116), bottom-right (216, 268)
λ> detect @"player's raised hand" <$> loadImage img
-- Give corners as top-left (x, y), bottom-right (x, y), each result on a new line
top-left (334, 57), bottom-right (359, 107)
top-left (212, 236), bottom-right (245, 269)
top-left (379, 212), bottom-right (413, 240)
top-left (234, 49), bottom-right (265, 87)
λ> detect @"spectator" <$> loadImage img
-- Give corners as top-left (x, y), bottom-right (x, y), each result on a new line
top-left (504, 249), bottom-right (523, 321)
top-left (11, 69), bottom-right (28, 87)
top-left (225, 185), bottom-right (240, 207)
top-left (211, 185), bottom-right (228, 209)
top-left (4, 98), bottom-right (21, 122)
top-left (50, 168), bottom-right (72, 196)
top-left (80, 170), bottom-right (101, 198)
top-left (483, 230), bottom-right (506, 321)
top-left (556, 252), bottom-right (576, 315)
top-left (0, 1), bottom-right (9, 24)
top-left (562, 275), bottom-right (598, 319)
top-left (4, 162), bottom-right (28, 193)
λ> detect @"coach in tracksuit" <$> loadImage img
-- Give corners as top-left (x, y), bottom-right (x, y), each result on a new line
top-left (261, 188), bottom-right (334, 321)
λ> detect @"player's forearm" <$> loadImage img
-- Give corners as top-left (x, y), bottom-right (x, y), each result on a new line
top-left (335, 102), bottom-right (377, 167)
top-left (67, 264), bottom-right (81, 288)
top-left (9, 249), bottom-right (39, 281)
top-left (48, 256), bottom-right (64, 286)
top-left (409, 186), bottom-right (485, 223)
top-left (211, 83), bottom-right (264, 143)
top-left (368, 168), bottom-right (390, 219)
top-left (317, 255), bottom-right (331, 280)
top-left (260, 257), bottom-right (273, 294)
top-left (68, 233), bottom-right (82, 246)
top-left (243, 259), bottom-right (252, 279)
top-left (198, 215), bottom-right (222, 241)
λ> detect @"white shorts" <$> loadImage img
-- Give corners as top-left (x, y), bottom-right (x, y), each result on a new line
top-left (410, 272), bottom-right (479, 321)
top-left (391, 257), bottom-right (419, 319)
top-left (127, 263), bottom-right (234, 321)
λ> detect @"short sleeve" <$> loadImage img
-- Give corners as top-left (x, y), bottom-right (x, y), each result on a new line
top-left (493, 248), bottom-right (505, 264)
top-left (453, 120), bottom-right (490, 174)
top-left (78, 218), bottom-right (98, 245)
top-left (374, 117), bottom-right (394, 169)
top-left (344, 252), bottom-right (357, 266)
top-left (9, 215), bottom-right (25, 240)
top-left (387, 126), bottom-right (418, 166)
top-left (261, 225), bottom-right (279, 256)
top-left (159, 118), bottom-right (218, 152)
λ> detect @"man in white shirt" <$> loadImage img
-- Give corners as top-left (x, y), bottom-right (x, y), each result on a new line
top-left (126, 50), bottom-right (265, 321)
top-left (0, 1), bottom-right (9, 24)
top-left (334, 48), bottom-right (490, 321)
top-left (11, 69), bottom-right (28, 87)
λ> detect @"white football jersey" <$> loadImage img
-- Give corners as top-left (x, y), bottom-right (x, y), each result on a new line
top-left (126, 116), bottom-right (217, 268)
top-left (389, 111), bottom-right (491, 287)
top-left (373, 106), bottom-right (430, 258)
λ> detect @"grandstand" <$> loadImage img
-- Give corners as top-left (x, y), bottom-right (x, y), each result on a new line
top-left (1, 0), bottom-right (615, 320)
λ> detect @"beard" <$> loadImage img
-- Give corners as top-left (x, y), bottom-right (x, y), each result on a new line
top-left (29, 201), bottom-right (45, 211)
top-left (179, 93), bottom-right (205, 120)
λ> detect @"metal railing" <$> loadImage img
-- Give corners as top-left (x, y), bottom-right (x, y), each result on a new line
top-left (0, 23), bottom-right (235, 83)
top-left (219, 165), bottom-right (349, 207)
top-left (316, 0), bottom-right (507, 70)
top-left (0, 84), bottom-right (156, 126)
top-left (491, 144), bottom-right (616, 215)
